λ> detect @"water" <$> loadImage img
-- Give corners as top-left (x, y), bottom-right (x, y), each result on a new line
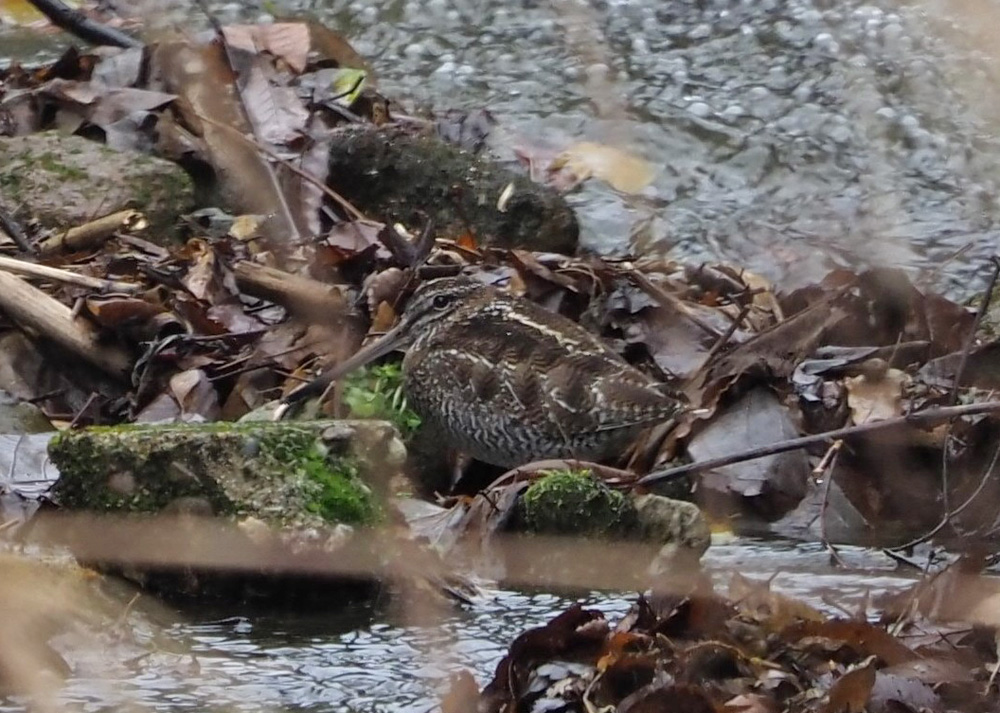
top-left (8, 539), bottom-right (911, 712)
top-left (0, 0), bottom-right (989, 709)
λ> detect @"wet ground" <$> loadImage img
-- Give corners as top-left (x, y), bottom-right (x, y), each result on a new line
top-left (0, 539), bottom-right (915, 713)
top-left (1, 0), bottom-right (997, 709)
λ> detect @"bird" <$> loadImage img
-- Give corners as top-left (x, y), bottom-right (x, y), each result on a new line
top-left (281, 275), bottom-right (685, 468)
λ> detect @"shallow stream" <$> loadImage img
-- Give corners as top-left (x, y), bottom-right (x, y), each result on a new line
top-left (1, 0), bottom-right (996, 709)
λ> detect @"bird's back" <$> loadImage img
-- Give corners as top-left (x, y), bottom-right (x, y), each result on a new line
top-left (402, 285), bottom-right (682, 467)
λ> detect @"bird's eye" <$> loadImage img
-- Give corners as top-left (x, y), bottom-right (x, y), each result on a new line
top-left (432, 294), bottom-right (452, 310)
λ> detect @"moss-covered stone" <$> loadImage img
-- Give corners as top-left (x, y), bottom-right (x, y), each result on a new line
top-left (49, 420), bottom-right (404, 528)
top-left (0, 132), bottom-right (194, 240)
top-left (327, 124), bottom-right (579, 253)
top-left (519, 470), bottom-right (636, 537)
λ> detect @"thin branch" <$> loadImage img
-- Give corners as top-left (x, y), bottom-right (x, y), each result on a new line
top-left (0, 255), bottom-right (141, 293)
top-left (940, 256), bottom-right (1000, 514)
top-left (24, 0), bottom-right (142, 48)
top-left (194, 111), bottom-right (368, 222)
top-left (637, 401), bottom-right (1000, 487)
top-left (0, 202), bottom-right (34, 253)
top-left (950, 256), bottom-right (1000, 405)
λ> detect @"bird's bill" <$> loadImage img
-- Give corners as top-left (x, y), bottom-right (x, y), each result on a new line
top-left (320, 320), bottom-right (413, 382)
top-left (281, 320), bottom-right (413, 407)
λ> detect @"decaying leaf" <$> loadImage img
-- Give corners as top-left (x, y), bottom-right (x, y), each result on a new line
top-left (550, 141), bottom-right (657, 194)
top-left (688, 388), bottom-right (810, 517)
top-left (844, 366), bottom-right (908, 424)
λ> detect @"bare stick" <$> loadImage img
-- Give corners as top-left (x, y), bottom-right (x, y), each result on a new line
top-left (0, 271), bottom-right (131, 379)
top-left (940, 256), bottom-right (999, 513)
top-left (816, 440), bottom-right (846, 567)
top-left (637, 401), bottom-right (1000, 487)
top-left (0, 202), bottom-right (33, 253)
top-left (232, 261), bottom-right (348, 318)
top-left (38, 210), bottom-right (147, 254)
top-left (24, 0), bottom-right (142, 48)
top-left (0, 255), bottom-right (141, 293)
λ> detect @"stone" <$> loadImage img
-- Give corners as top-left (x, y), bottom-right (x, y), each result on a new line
top-left (632, 494), bottom-right (711, 575)
top-left (0, 132), bottom-right (193, 240)
top-left (46, 420), bottom-right (407, 602)
top-left (49, 420), bottom-right (404, 528)
top-left (326, 124), bottom-right (579, 253)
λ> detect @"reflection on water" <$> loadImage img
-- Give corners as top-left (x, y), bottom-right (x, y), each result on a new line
top-left (17, 539), bottom-right (915, 712)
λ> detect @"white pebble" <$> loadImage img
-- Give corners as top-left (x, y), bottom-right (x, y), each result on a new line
top-left (688, 101), bottom-right (712, 117)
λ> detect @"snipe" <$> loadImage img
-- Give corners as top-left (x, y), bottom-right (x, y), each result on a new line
top-left (282, 275), bottom-right (684, 468)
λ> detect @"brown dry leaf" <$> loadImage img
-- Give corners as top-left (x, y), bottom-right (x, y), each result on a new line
top-left (822, 663), bottom-right (875, 713)
top-left (238, 57), bottom-right (309, 145)
top-left (783, 620), bottom-right (918, 666)
top-left (370, 301), bottom-right (399, 334)
top-left (688, 388), bottom-right (810, 516)
top-left (551, 141), bottom-right (657, 194)
top-left (699, 296), bottom-right (846, 405)
top-left (170, 369), bottom-right (220, 420)
top-left (221, 23), bottom-right (311, 73)
top-left (729, 573), bottom-right (825, 631)
top-left (148, 41), bottom-right (303, 240)
top-left (844, 367), bottom-right (908, 424)
top-left (85, 296), bottom-right (165, 328)
top-left (617, 683), bottom-right (717, 713)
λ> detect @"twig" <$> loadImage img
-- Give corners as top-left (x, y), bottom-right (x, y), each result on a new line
top-left (194, 111), bottom-right (368, 222)
top-left (701, 302), bottom-right (750, 366)
top-left (940, 257), bottom-right (1000, 514)
top-left (0, 271), bottom-right (132, 379)
top-left (637, 400), bottom-right (1000, 487)
top-left (38, 210), bottom-right (147, 254)
top-left (0, 202), bottom-right (34, 253)
top-left (816, 440), bottom-right (846, 567)
top-left (0, 254), bottom-right (141, 293)
top-left (631, 271), bottom-right (721, 340)
top-left (24, 0), bottom-right (142, 48)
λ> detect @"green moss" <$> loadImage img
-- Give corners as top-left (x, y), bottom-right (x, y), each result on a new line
top-left (49, 426), bottom-right (233, 514)
top-left (35, 151), bottom-right (87, 181)
top-left (50, 421), bottom-right (382, 527)
top-left (257, 427), bottom-right (378, 525)
top-left (520, 469), bottom-right (636, 537)
top-left (342, 362), bottom-right (421, 439)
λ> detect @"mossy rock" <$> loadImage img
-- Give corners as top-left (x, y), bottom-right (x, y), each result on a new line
top-left (519, 470), bottom-right (636, 537)
top-left (49, 420), bottom-right (406, 529)
top-left (327, 124), bottom-right (579, 253)
top-left (0, 132), bottom-right (193, 240)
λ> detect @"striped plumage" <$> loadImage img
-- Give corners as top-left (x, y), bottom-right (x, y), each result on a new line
top-left (285, 275), bottom-right (684, 468)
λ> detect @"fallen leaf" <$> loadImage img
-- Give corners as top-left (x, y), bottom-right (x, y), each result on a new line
top-left (221, 23), bottom-right (311, 73)
top-left (551, 141), bottom-right (656, 194)
top-left (844, 367), bottom-right (907, 424)
top-left (822, 664), bottom-right (875, 713)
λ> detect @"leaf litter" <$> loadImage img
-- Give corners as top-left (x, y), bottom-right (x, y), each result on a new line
top-left (3, 10), bottom-right (1000, 711)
